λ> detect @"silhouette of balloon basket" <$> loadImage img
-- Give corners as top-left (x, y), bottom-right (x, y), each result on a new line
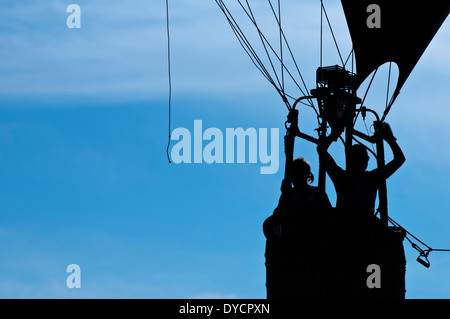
top-left (263, 208), bottom-right (406, 299)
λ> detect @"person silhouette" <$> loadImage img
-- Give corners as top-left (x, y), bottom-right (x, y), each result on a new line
top-left (317, 123), bottom-right (405, 218)
top-left (275, 157), bottom-right (332, 215)
top-left (274, 109), bottom-right (332, 216)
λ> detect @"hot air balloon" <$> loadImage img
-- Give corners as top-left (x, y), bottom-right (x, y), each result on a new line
top-left (213, 0), bottom-right (450, 299)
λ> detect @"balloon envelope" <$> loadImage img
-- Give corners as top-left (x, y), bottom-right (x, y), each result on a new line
top-left (341, 0), bottom-right (449, 98)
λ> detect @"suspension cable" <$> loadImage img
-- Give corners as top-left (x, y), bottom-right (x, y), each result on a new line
top-left (321, 2), bottom-right (344, 67)
top-left (242, 0), bottom-right (309, 108)
top-left (216, 1), bottom-right (273, 82)
top-left (217, 0), bottom-right (290, 108)
top-left (242, 0), bottom-right (286, 101)
top-left (266, 0), bottom-right (315, 108)
top-left (353, 67), bottom-right (378, 125)
top-left (216, 0), bottom-right (316, 110)
top-left (385, 62), bottom-right (392, 109)
top-left (320, 0), bottom-right (323, 68)
top-left (277, 0), bottom-right (285, 98)
top-left (216, 0), bottom-right (287, 107)
top-left (344, 49), bottom-right (353, 68)
top-left (381, 90), bottom-right (399, 122)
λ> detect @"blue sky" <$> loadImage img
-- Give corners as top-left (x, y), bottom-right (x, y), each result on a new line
top-left (0, 0), bottom-right (449, 298)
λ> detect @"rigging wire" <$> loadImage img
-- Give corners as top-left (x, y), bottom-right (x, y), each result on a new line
top-left (385, 62), bottom-right (392, 110)
top-left (321, 2), bottom-right (345, 67)
top-left (215, 0), bottom-right (316, 110)
top-left (242, 0), bottom-right (302, 108)
top-left (353, 67), bottom-right (378, 125)
top-left (217, 0), bottom-right (305, 110)
top-left (217, 2), bottom-right (276, 85)
top-left (216, 0), bottom-right (290, 109)
top-left (165, 0), bottom-right (172, 163)
top-left (217, 1), bottom-right (275, 84)
top-left (277, 0), bottom-right (285, 99)
top-left (381, 89), bottom-right (399, 122)
top-left (242, 0), bottom-right (287, 105)
top-left (388, 216), bottom-right (450, 267)
top-left (320, 0), bottom-right (323, 68)
top-left (266, 0), bottom-right (315, 108)
top-left (343, 49), bottom-right (353, 68)
top-left (352, 46), bottom-right (354, 73)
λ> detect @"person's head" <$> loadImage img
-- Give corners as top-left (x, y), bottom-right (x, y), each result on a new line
top-left (349, 144), bottom-right (369, 173)
top-left (292, 157), bottom-right (314, 187)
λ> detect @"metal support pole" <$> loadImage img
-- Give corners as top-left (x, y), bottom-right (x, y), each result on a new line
top-left (284, 109), bottom-right (298, 182)
top-left (343, 119), bottom-right (353, 210)
top-left (318, 119), bottom-right (327, 191)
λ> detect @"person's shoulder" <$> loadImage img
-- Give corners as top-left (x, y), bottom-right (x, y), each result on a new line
top-left (307, 185), bottom-right (332, 207)
top-left (307, 185), bottom-right (327, 194)
top-left (365, 168), bottom-right (382, 180)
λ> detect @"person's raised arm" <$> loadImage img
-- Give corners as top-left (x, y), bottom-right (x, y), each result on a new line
top-left (317, 127), bottom-right (343, 181)
top-left (281, 109), bottom-right (299, 193)
top-left (380, 123), bottom-right (405, 179)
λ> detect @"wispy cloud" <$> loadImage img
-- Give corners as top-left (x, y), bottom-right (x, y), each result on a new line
top-left (0, 1), bottom-right (165, 99)
top-left (0, 1), bottom-right (323, 101)
top-left (0, 1), bottom-right (447, 104)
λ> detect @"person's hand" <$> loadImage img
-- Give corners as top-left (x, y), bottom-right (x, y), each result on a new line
top-left (281, 178), bottom-right (291, 193)
top-left (381, 122), bottom-right (396, 142)
top-left (287, 109), bottom-right (300, 136)
top-left (329, 124), bottom-right (344, 141)
top-left (284, 135), bottom-right (294, 156)
top-left (287, 109), bottom-right (299, 124)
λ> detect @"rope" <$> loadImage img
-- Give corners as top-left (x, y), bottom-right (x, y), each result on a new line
top-left (165, 0), bottom-right (172, 163)
top-left (388, 216), bottom-right (450, 267)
